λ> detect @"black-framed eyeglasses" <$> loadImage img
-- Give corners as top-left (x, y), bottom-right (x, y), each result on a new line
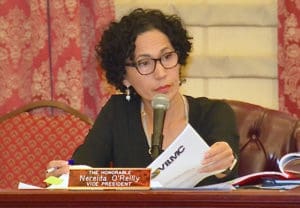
top-left (125, 51), bottom-right (179, 75)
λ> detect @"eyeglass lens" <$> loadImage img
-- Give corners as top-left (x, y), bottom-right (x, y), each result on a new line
top-left (136, 51), bottom-right (178, 75)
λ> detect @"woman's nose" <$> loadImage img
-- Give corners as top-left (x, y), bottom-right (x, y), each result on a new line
top-left (153, 61), bottom-right (167, 78)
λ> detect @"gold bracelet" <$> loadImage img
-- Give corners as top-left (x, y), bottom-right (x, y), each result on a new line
top-left (222, 156), bottom-right (238, 175)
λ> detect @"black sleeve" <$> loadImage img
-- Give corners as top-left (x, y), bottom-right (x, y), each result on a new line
top-left (71, 97), bottom-right (115, 167)
top-left (191, 99), bottom-right (240, 186)
top-left (203, 100), bottom-right (239, 157)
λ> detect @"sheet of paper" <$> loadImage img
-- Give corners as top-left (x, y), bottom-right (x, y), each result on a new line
top-left (148, 123), bottom-right (224, 188)
top-left (18, 182), bottom-right (43, 189)
top-left (195, 182), bottom-right (236, 190)
top-left (18, 174), bottom-right (69, 190)
top-left (18, 165), bottom-right (90, 190)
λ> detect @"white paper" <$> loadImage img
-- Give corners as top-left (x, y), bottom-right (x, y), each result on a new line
top-left (148, 123), bottom-right (224, 188)
top-left (18, 165), bottom-right (91, 190)
top-left (195, 181), bottom-right (236, 190)
top-left (18, 182), bottom-right (44, 189)
top-left (18, 174), bottom-right (69, 190)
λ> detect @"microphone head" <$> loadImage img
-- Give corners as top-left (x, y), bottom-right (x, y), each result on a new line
top-left (151, 94), bottom-right (170, 110)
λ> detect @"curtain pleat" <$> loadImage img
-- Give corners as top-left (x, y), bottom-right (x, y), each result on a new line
top-left (0, 0), bottom-right (116, 120)
top-left (278, 0), bottom-right (300, 118)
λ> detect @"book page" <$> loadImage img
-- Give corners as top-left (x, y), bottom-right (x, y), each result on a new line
top-left (279, 152), bottom-right (300, 176)
top-left (230, 152), bottom-right (300, 187)
top-left (231, 171), bottom-right (288, 187)
top-left (147, 123), bottom-right (224, 188)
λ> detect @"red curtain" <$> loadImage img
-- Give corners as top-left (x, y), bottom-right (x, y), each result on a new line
top-left (0, 0), bottom-right (115, 120)
top-left (278, 0), bottom-right (300, 118)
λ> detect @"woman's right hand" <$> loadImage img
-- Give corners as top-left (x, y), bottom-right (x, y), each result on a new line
top-left (46, 160), bottom-right (70, 178)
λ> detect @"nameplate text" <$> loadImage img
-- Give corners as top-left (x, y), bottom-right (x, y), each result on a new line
top-left (68, 168), bottom-right (151, 190)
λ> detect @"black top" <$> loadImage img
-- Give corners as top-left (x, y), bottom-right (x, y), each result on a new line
top-left (72, 94), bottom-right (239, 186)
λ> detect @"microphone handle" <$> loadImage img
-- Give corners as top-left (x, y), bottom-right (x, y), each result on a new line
top-left (151, 133), bottom-right (164, 160)
top-left (151, 108), bottom-right (166, 160)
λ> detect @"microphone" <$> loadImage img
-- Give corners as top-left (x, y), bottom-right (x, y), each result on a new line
top-left (150, 94), bottom-right (170, 160)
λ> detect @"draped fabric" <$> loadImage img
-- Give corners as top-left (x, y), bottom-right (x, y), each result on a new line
top-left (278, 0), bottom-right (300, 118)
top-left (0, 0), bottom-right (115, 120)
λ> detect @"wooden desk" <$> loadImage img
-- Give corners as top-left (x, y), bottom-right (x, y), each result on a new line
top-left (1, 188), bottom-right (300, 208)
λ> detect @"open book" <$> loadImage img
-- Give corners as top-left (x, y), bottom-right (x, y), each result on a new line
top-left (147, 123), bottom-right (225, 188)
top-left (232, 152), bottom-right (300, 187)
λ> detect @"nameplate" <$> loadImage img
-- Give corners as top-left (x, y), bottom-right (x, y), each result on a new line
top-left (68, 167), bottom-right (151, 190)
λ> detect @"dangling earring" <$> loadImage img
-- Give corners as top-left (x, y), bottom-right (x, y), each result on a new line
top-left (125, 87), bottom-right (131, 101)
top-left (179, 78), bottom-right (186, 86)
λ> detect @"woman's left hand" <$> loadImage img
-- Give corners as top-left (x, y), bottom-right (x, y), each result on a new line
top-left (199, 141), bottom-right (236, 177)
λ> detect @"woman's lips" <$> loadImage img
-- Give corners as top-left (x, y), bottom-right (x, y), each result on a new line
top-left (155, 85), bottom-right (171, 93)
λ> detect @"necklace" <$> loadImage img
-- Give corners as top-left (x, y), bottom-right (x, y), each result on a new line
top-left (141, 94), bottom-right (189, 152)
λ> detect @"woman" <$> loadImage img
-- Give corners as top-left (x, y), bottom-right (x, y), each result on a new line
top-left (47, 8), bottom-right (239, 186)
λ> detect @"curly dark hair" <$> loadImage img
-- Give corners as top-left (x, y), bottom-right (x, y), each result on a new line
top-left (96, 8), bottom-right (192, 92)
